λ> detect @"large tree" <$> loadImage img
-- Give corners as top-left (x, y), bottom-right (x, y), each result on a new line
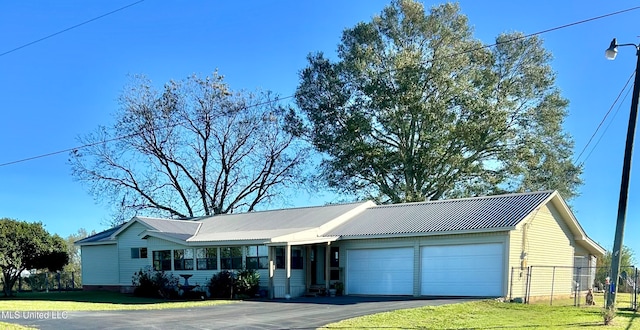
top-left (70, 72), bottom-right (308, 223)
top-left (295, 1), bottom-right (581, 203)
top-left (0, 218), bottom-right (69, 296)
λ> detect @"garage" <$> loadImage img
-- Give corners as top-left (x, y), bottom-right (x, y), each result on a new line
top-left (347, 247), bottom-right (414, 295)
top-left (421, 243), bottom-right (503, 296)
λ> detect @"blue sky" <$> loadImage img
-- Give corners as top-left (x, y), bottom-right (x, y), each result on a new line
top-left (1, 1), bottom-right (640, 259)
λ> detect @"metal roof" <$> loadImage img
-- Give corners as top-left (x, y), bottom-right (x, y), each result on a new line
top-left (74, 223), bottom-right (123, 244)
top-left (322, 191), bottom-right (555, 237)
top-left (136, 217), bottom-right (201, 236)
top-left (193, 202), bottom-right (370, 237)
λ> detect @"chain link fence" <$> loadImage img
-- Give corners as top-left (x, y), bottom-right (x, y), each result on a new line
top-left (1, 271), bottom-right (81, 293)
top-left (513, 265), bottom-right (638, 309)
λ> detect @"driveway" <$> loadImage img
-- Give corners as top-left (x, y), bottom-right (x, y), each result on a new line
top-left (6, 296), bottom-right (470, 329)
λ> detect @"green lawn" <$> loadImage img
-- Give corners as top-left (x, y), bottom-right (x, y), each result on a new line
top-left (0, 291), bottom-right (234, 311)
top-left (326, 300), bottom-right (640, 329)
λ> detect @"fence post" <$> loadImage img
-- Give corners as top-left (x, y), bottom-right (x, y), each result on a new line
top-left (57, 272), bottom-right (61, 292)
top-left (632, 267), bottom-right (638, 311)
top-left (509, 267), bottom-right (514, 301)
top-left (550, 266), bottom-right (555, 306)
top-left (525, 266), bottom-right (533, 304)
top-left (45, 272), bottom-right (49, 293)
top-left (576, 267), bottom-right (581, 307)
top-left (72, 272), bottom-right (75, 290)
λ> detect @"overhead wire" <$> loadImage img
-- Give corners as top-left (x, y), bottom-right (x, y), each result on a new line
top-left (574, 71), bottom-right (636, 165)
top-left (0, 95), bottom-right (295, 167)
top-left (0, 0), bottom-right (145, 58)
top-left (578, 75), bottom-right (636, 168)
top-left (0, 5), bottom-right (639, 168)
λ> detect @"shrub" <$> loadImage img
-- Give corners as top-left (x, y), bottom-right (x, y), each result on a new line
top-left (235, 268), bottom-right (260, 298)
top-left (132, 266), bottom-right (179, 298)
top-left (208, 270), bottom-right (235, 299)
top-left (207, 269), bottom-right (260, 299)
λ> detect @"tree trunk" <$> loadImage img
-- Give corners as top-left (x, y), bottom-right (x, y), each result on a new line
top-left (2, 271), bottom-right (17, 297)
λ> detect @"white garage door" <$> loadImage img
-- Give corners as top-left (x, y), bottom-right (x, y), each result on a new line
top-left (421, 243), bottom-right (503, 296)
top-left (347, 248), bottom-right (414, 295)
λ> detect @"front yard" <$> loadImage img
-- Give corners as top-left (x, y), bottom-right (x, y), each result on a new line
top-left (1, 291), bottom-right (638, 329)
top-left (326, 300), bottom-right (639, 329)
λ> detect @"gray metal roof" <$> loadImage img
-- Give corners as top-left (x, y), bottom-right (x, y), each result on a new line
top-left (136, 217), bottom-right (201, 236)
top-left (190, 202), bottom-right (371, 241)
top-left (74, 224), bottom-right (123, 244)
top-left (322, 191), bottom-right (555, 237)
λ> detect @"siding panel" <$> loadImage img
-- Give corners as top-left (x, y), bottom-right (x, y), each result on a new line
top-left (81, 244), bottom-right (118, 285)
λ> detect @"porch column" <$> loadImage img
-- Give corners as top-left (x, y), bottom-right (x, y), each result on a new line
top-left (305, 245), bottom-right (312, 291)
top-left (325, 242), bottom-right (331, 292)
top-left (268, 246), bottom-right (275, 299)
top-left (285, 244), bottom-right (291, 296)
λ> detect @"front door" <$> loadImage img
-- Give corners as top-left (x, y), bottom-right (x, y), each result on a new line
top-left (310, 245), bottom-right (325, 285)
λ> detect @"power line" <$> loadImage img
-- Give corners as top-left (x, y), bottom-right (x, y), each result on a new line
top-left (1, 5), bottom-right (639, 168)
top-left (446, 6), bottom-right (640, 60)
top-left (579, 77), bottom-right (635, 167)
top-left (0, 95), bottom-right (295, 167)
top-left (575, 71), bottom-right (636, 165)
top-left (0, 0), bottom-right (144, 58)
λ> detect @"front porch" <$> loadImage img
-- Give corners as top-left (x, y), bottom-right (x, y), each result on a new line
top-left (266, 240), bottom-right (342, 299)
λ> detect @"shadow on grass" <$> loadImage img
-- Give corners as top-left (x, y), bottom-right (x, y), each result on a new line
top-left (618, 307), bottom-right (638, 330)
top-left (1, 291), bottom-right (169, 305)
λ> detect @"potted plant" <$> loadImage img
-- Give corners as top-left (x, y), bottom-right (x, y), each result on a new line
top-left (333, 282), bottom-right (344, 296)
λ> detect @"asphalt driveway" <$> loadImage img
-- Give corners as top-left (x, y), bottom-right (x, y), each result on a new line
top-left (6, 296), bottom-right (470, 329)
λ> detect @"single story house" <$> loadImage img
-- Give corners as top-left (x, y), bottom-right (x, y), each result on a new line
top-left (76, 190), bottom-right (604, 299)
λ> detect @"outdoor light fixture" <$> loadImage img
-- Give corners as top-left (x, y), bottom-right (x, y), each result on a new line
top-left (604, 38), bottom-right (640, 310)
top-left (605, 38), bottom-right (618, 60)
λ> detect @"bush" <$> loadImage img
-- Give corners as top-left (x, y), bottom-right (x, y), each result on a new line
top-left (208, 270), bottom-right (235, 299)
top-left (132, 266), bottom-right (179, 299)
top-left (207, 269), bottom-right (260, 299)
top-left (235, 268), bottom-right (260, 298)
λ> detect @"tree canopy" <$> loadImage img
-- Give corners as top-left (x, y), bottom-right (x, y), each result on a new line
top-left (596, 245), bottom-right (636, 287)
top-left (0, 218), bottom-right (69, 296)
top-left (70, 72), bottom-right (308, 223)
top-left (295, 0), bottom-right (581, 203)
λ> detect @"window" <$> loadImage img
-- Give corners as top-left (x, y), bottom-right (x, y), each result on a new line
top-left (330, 246), bottom-right (340, 280)
top-left (220, 247), bottom-right (243, 269)
top-left (292, 247), bottom-right (303, 269)
top-left (196, 248), bottom-right (217, 270)
top-left (153, 250), bottom-right (171, 271)
top-left (245, 246), bottom-right (268, 269)
top-left (131, 247), bottom-right (147, 259)
top-left (276, 246), bottom-right (303, 269)
top-left (174, 249), bottom-right (194, 270)
top-left (330, 247), bottom-right (339, 267)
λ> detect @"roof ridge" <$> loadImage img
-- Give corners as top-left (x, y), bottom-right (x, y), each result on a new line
top-left (194, 201), bottom-right (373, 221)
top-left (373, 190), bottom-right (555, 208)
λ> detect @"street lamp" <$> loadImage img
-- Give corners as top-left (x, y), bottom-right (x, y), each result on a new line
top-left (604, 37), bottom-right (640, 310)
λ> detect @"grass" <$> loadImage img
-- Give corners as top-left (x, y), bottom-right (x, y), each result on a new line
top-left (0, 291), bottom-right (234, 311)
top-left (0, 323), bottom-right (36, 330)
top-left (325, 300), bottom-right (640, 329)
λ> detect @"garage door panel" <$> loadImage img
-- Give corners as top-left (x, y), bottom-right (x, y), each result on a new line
top-left (421, 243), bottom-right (503, 297)
top-left (348, 248), bottom-right (413, 295)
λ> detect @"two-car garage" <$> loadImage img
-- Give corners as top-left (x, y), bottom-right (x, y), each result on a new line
top-left (346, 243), bottom-right (504, 297)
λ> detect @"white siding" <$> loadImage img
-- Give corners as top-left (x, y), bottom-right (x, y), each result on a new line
top-left (272, 269), bottom-right (306, 298)
top-left (118, 222), bottom-right (151, 285)
top-left (81, 244), bottom-right (118, 285)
